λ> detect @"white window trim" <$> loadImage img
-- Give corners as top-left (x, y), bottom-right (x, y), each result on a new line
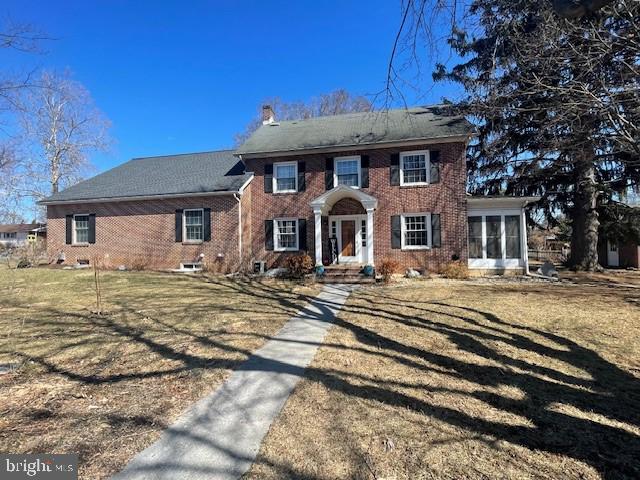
top-left (467, 209), bottom-right (525, 269)
top-left (334, 155), bottom-right (361, 189)
top-left (183, 208), bottom-right (204, 244)
top-left (400, 150), bottom-right (430, 186)
top-left (273, 161), bottom-right (298, 193)
top-left (274, 217), bottom-right (299, 252)
top-left (72, 213), bottom-right (90, 245)
top-left (400, 212), bottom-right (431, 250)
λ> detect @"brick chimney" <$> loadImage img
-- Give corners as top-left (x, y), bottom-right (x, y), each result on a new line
top-left (262, 105), bottom-right (275, 125)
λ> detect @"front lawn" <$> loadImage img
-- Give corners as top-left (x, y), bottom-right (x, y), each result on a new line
top-left (245, 276), bottom-right (640, 480)
top-left (0, 267), bottom-right (319, 479)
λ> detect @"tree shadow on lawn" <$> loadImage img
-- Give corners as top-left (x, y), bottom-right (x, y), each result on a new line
top-left (4, 277), bottom-right (640, 479)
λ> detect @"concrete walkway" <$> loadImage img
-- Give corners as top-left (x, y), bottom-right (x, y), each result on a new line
top-left (112, 284), bottom-right (352, 480)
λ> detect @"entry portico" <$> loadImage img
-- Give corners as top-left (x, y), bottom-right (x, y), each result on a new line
top-left (310, 185), bottom-right (378, 267)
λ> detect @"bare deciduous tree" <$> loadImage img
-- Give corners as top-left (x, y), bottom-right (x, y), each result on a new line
top-left (18, 70), bottom-right (112, 199)
top-left (235, 88), bottom-right (371, 145)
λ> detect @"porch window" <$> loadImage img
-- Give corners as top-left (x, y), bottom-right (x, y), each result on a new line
top-left (73, 214), bottom-right (89, 244)
top-left (402, 214), bottom-right (430, 249)
top-left (468, 216), bottom-right (483, 259)
top-left (184, 209), bottom-right (204, 242)
top-left (505, 215), bottom-right (521, 258)
top-left (274, 162), bottom-right (297, 193)
top-left (274, 218), bottom-right (298, 251)
top-left (335, 157), bottom-right (360, 187)
top-left (486, 215), bottom-right (502, 259)
top-left (400, 151), bottom-right (429, 185)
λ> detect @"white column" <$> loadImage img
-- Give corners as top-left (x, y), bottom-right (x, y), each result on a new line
top-left (366, 208), bottom-right (374, 266)
top-left (314, 208), bottom-right (323, 266)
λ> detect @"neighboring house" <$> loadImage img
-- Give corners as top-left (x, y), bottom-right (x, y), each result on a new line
top-left (599, 237), bottom-right (640, 269)
top-left (40, 106), bottom-right (537, 274)
top-left (0, 223), bottom-right (46, 248)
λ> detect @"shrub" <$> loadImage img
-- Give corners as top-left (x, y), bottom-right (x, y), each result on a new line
top-left (284, 253), bottom-right (314, 278)
top-left (440, 260), bottom-right (469, 279)
top-left (378, 259), bottom-right (401, 283)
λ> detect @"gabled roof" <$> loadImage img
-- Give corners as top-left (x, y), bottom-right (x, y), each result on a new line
top-left (40, 150), bottom-right (251, 204)
top-left (235, 106), bottom-right (474, 156)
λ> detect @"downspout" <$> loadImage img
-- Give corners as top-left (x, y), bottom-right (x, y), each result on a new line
top-left (233, 193), bottom-right (242, 263)
top-left (522, 201), bottom-right (530, 275)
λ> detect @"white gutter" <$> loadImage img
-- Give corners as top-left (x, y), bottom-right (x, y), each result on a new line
top-left (236, 134), bottom-right (473, 159)
top-left (39, 188), bottom-right (244, 206)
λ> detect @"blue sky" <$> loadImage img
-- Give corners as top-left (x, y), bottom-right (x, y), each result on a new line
top-left (3, 1), bottom-right (459, 173)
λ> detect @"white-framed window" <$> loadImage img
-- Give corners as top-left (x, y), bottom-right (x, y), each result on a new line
top-left (400, 150), bottom-right (430, 186)
top-left (273, 161), bottom-right (298, 193)
top-left (334, 156), bottom-right (361, 188)
top-left (73, 214), bottom-right (90, 245)
top-left (361, 219), bottom-right (367, 247)
top-left (184, 209), bottom-right (204, 242)
top-left (401, 213), bottom-right (431, 250)
top-left (274, 218), bottom-right (299, 251)
top-left (467, 213), bottom-right (522, 262)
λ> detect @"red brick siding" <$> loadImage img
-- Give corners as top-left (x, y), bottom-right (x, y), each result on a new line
top-left (329, 198), bottom-right (366, 215)
top-left (47, 195), bottom-right (242, 272)
top-left (244, 142), bottom-right (468, 271)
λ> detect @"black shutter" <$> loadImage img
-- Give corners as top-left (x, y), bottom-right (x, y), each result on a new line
top-left (361, 155), bottom-right (369, 188)
top-left (204, 208), bottom-right (211, 241)
top-left (430, 150), bottom-right (440, 183)
top-left (175, 210), bottom-right (183, 242)
top-left (431, 214), bottom-right (441, 247)
top-left (391, 215), bottom-right (401, 249)
top-left (88, 213), bottom-right (96, 244)
top-left (65, 215), bottom-right (73, 245)
top-left (298, 218), bottom-right (307, 251)
top-left (264, 163), bottom-right (273, 193)
top-left (390, 153), bottom-right (400, 186)
top-left (297, 161), bottom-right (306, 192)
top-left (325, 158), bottom-right (334, 190)
top-left (265, 220), bottom-right (274, 250)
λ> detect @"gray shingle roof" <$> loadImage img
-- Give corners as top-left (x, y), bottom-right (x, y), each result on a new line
top-left (41, 150), bottom-right (250, 204)
top-left (235, 106), bottom-right (474, 156)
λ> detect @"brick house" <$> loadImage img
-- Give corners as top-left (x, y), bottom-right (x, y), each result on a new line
top-left (41, 106), bottom-right (536, 274)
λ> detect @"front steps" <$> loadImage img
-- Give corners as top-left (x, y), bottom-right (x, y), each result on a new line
top-left (316, 265), bottom-right (375, 284)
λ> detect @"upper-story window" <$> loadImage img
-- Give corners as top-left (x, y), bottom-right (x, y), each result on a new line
top-left (400, 150), bottom-right (429, 185)
top-left (334, 156), bottom-right (361, 188)
top-left (274, 162), bottom-right (298, 193)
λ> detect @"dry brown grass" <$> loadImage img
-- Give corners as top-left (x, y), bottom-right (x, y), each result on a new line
top-left (0, 266), bottom-right (319, 479)
top-left (245, 275), bottom-right (640, 480)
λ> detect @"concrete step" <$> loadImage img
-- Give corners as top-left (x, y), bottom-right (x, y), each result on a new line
top-left (316, 277), bottom-right (375, 284)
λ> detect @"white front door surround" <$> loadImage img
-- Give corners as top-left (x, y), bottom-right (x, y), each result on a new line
top-left (329, 215), bottom-right (368, 264)
top-left (310, 185), bottom-right (378, 267)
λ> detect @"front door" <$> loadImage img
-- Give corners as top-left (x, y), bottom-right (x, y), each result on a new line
top-left (341, 220), bottom-right (356, 258)
top-left (607, 240), bottom-right (619, 267)
top-left (330, 215), bottom-right (367, 264)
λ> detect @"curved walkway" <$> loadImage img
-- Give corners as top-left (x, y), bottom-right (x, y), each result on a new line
top-left (112, 284), bottom-right (352, 480)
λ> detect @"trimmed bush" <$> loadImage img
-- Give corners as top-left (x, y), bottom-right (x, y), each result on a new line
top-left (284, 253), bottom-right (314, 278)
top-left (440, 260), bottom-right (469, 279)
top-left (378, 259), bottom-right (401, 283)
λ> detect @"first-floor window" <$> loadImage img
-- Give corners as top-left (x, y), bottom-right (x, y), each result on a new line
top-left (275, 219), bottom-right (298, 251)
top-left (505, 215), bottom-right (521, 258)
top-left (184, 209), bottom-right (204, 242)
top-left (468, 216), bottom-right (483, 259)
top-left (467, 214), bottom-right (522, 261)
top-left (403, 214), bottom-right (429, 248)
top-left (486, 215), bottom-right (502, 259)
top-left (74, 214), bottom-right (89, 244)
